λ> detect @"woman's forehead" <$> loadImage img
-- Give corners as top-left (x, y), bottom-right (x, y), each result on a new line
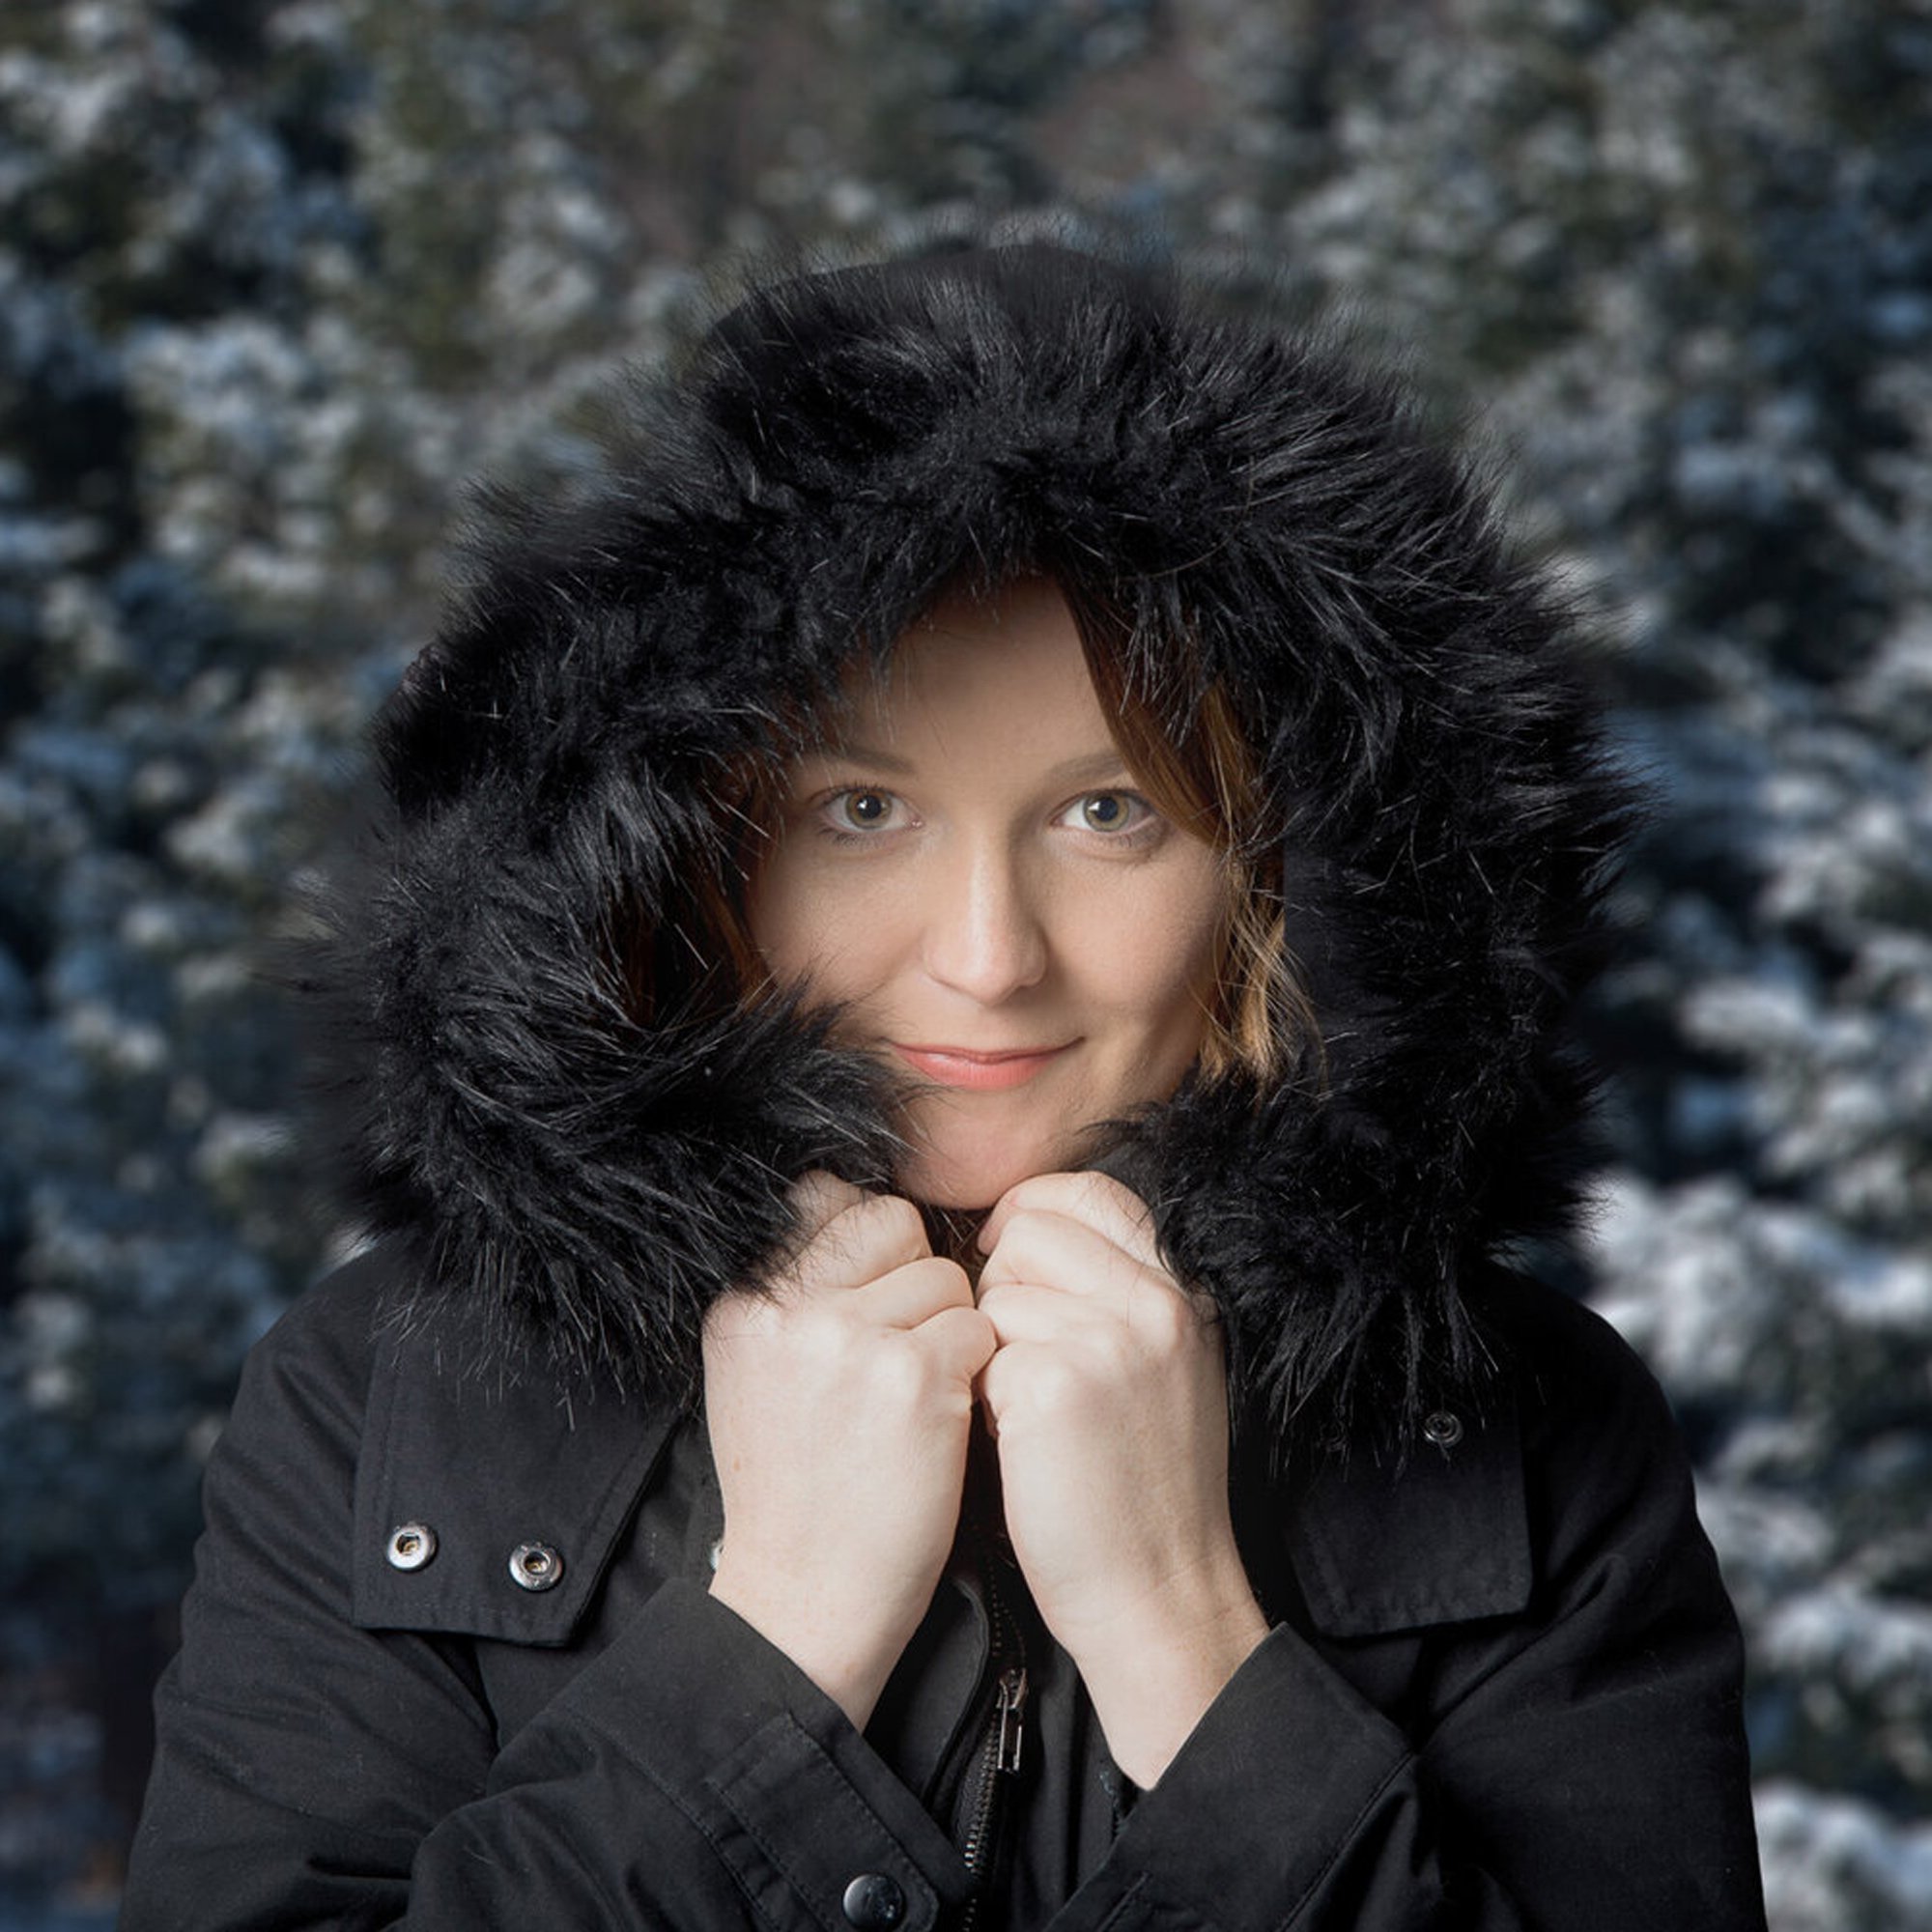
top-left (810, 579), bottom-right (1128, 770)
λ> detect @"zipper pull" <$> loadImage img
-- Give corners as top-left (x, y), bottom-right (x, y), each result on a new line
top-left (994, 1666), bottom-right (1028, 1775)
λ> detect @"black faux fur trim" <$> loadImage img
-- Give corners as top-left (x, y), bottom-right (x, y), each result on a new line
top-left (300, 242), bottom-right (1634, 1446)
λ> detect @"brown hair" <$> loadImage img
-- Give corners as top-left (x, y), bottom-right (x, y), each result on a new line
top-left (1058, 581), bottom-right (1306, 1083)
top-left (619, 578), bottom-right (1311, 1084)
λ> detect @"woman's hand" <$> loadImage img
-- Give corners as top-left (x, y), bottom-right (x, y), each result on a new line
top-left (976, 1171), bottom-right (1268, 1786)
top-left (703, 1172), bottom-right (995, 1732)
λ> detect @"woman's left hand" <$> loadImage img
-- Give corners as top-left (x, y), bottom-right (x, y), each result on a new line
top-left (976, 1171), bottom-right (1269, 1786)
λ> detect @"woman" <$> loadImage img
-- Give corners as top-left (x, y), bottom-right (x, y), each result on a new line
top-left (126, 242), bottom-right (1766, 1928)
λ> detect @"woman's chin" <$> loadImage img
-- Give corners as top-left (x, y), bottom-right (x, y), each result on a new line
top-left (893, 1114), bottom-right (1107, 1211)
top-left (895, 1164), bottom-right (1007, 1214)
top-left (894, 1140), bottom-right (1048, 1213)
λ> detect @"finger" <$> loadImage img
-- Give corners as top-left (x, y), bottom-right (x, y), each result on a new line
top-left (980, 1170), bottom-right (1162, 1268)
top-left (701, 1287), bottom-right (785, 1346)
top-left (916, 1302), bottom-right (999, 1384)
top-left (788, 1169), bottom-right (869, 1237)
top-left (979, 1207), bottom-right (1159, 1303)
top-left (821, 1190), bottom-right (933, 1280)
top-left (709, 1257), bottom-right (974, 1365)
top-left (980, 1270), bottom-right (1214, 1368)
top-left (975, 1278), bottom-right (1099, 1348)
top-left (789, 1190), bottom-right (931, 1295)
top-left (976, 1335), bottom-right (1070, 1427)
top-left (855, 1256), bottom-right (976, 1329)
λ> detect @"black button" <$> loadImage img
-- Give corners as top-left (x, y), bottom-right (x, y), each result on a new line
top-left (841, 1872), bottom-right (906, 1929)
top-left (1422, 1409), bottom-right (1464, 1449)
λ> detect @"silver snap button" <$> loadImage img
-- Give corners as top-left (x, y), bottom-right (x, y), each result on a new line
top-left (1422, 1409), bottom-right (1464, 1449)
top-left (384, 1522), bottom-right (438, 1572)
top-left (508, 1541), bottom-right (564, 1592)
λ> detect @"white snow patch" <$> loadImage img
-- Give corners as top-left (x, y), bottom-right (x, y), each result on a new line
top-left (1756, 1781), bottom-right (1932, 1929)
top-left (1760, 1585), bottom-right (1932, 1692)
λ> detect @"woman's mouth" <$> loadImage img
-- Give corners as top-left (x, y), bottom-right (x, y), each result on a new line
top-left (891, 1042), bottom-right (1074, 1091)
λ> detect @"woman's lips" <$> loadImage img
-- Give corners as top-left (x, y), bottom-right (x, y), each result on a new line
top-left (891, 1043), bottom-right (1073, 1091)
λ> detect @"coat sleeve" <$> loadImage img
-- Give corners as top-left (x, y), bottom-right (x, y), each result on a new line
top-left (121, 1269), bottom-right (977, 1932)
top-left (1041, 1291), bottom-right (1767, 1932)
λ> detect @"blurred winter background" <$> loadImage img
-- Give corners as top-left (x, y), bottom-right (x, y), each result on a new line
top-left (1, 0), bottom-right (1927, 1923)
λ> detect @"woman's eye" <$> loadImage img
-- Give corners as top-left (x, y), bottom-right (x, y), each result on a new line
top-left (1064, 790), bottom-right (1152, 836)
top-left (823, 788), bottom-right (901, 833)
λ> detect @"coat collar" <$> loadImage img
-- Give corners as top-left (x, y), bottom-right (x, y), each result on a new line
top-left (1287, 1394), bottom-right (1531, 1636)
top-left (350, 1315), bottom-right (1530, 1647)
top-left (351, 1315), bottom-right (681, 1644)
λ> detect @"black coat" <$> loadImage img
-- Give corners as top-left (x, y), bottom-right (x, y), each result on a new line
top-left (127, 1247), bottom-right (1763, 1930)
top-left (128, 243), bottom-right (1767, 1926)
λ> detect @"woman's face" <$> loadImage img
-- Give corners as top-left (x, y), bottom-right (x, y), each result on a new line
top-left (746, 577), bottom-right (1226, 1209)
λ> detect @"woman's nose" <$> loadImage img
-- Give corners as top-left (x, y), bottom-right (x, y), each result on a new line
top-left (919, 844), bottom-right (1047, 1004)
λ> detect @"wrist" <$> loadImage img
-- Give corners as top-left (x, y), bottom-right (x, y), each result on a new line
top-left (1064, 1565), bottom-right (1270, 1788)
top-left (707, 1558), bottom-right (913, 1733)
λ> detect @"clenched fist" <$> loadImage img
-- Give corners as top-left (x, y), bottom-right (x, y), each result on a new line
top-left (703, 1173), bottom-right (996, 1729)
top-left (976, 1171), bottom-right (1268, 1784)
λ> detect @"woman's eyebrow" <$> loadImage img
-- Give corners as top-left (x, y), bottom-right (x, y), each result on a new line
top-left (1045, 750), bottom-right (1137, 784)
top-left (808, 745), bottom-right (1131, 784)
top-left (809, 741), bottom-right (916, 774)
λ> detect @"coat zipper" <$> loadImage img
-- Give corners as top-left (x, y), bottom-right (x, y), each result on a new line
top-left (956, 1548), bottom-right (1028, 1932)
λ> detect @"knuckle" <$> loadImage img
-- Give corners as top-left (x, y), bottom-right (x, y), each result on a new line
top-left (1071, 1167), bottom-right (1119, 1208)
top-left (974, 1277), bottom-right (1031, 1331)
top-left (1025, 1350), bottom-right (1083, 1410)
top-left (930, 1306), bottom-right (996, 1374)
top-left (870, 1340), bottom-right (927, 1404)
top-left (989, 1211), bottom-right (1045, 1272)
top-left (895, 1192), bottom-right (932, 1239)
top-left (1005, 1206), bottom-right (1051, 1252)
top-left (915, 1254), bottom-right (973, 1299)
top-left (1083, 1170), bottom-right (1155, 1240)
top-left (1064, 1166), bottom-right (1124, 1216)
top-left (793, 1295), bottom-right (863, 1364)
top-left (837, 1193), bottom-right (927, 1275)
top-left (788, 1168), bottom-right (860, 1228)
top-left (704, 1288), bottom-right (772, 1338)
top-left (1135, 1277), bottom-right (1193, 1350)
top-left (865, 1192), bottom-right (927, 1244)
top-left (1090, 1324), bottom-right (1137, 1382)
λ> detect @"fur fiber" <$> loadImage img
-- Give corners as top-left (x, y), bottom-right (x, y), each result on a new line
top-left (300, 242), bottom-right (1634, 1449)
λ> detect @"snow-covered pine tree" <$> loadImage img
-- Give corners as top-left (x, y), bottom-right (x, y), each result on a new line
top-left (1257, 3), bottom-right (1932, 1921)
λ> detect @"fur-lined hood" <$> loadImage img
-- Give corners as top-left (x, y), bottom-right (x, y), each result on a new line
top-left (303, 242), bottom-right (1630, 1445)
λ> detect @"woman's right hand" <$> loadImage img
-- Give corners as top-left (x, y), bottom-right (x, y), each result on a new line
top-left (702, 1173), bottom-right (994, 1731)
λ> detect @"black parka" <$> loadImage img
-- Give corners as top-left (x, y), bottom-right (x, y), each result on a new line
top-left (126, 243), bottom-right (1767, 1930)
